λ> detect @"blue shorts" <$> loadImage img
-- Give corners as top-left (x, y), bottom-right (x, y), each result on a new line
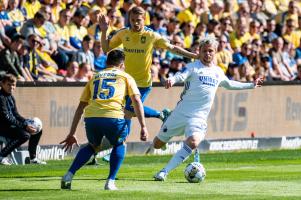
top-left (125, 87), bottom-right (151, 112)
top-left (84, 117), bottom-right (128, 146)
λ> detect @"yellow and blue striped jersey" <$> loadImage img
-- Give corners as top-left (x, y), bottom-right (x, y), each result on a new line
top-left (80, 67), bottom-right (140, 119)
top-left (109, 27), bottom-right (172, 87)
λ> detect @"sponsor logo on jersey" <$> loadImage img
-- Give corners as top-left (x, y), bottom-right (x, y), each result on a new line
top-left (124, 47), bottom-right (146, 53)
top-left (199, 76), bottom-right (218, 86)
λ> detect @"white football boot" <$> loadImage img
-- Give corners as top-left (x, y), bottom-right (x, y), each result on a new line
top-left (153, 170), bottom-right (168, 181)
top-left (104, 179), bottom-right (118, 190)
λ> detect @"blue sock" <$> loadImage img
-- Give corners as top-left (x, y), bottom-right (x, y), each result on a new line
top-left (108, 143), bottom-right (126, 180)
top-left (68, 144), bottom-right (95, 175)
top-left (144, 106), bottom-right (160, 118)
top-left (125, 119), bottom-right (132, 135)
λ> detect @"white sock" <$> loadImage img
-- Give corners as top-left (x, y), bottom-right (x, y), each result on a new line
top-left (163, 143), bottom-right (192, 173)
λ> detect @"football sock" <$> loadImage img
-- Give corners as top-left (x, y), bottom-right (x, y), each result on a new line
top-left (144, 106), bottom-right (160, 118)
top-left (108, 143), bottom-right (126, 180)
top-left (68, 144), bottom-right (95, 175)
top-left (28, 130), bottom-right (42, 159)
top-left (163, 143), bottom-right (192, 173)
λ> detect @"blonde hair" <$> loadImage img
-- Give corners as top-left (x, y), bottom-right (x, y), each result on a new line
top-left (199, 36), bottom-right (219, 50)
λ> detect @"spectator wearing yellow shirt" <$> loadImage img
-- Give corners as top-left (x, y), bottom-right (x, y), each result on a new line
top-left (107, 0), bottom-right (122, 18)
top-left (91, 0), bottom-right (107, 15)
top-left (179, 21), bottom-right (195, 49)
top-left (249, 20), bottom-right (261, 41)
top-left (50, 0), bottom-right (66, 23)
top-left (7, 0), bottom-right (25, 31)
top-left (229, 18), bottom-right (251, 52)
top-left (283, 18), bottom-right (301, 48)
top-left (22, 0), bottom-right (41, 19)
top-left (200, 0), bottom-right (224, 25)
top-left (177, 0), bottom-right (201, 27)
top-left (275, 0), bottom-right (299, 35)
top-left (20, 11), bottom-right (46, 39)
top-left (68, 8), bottom-right (88, 49)
top-left (55, 9), bottom-right (76, 56)
top-left (230, 1), bottom-right (250, 26)
top-left (216, 35), bottom-right (232, 73)
top-left (88, 8), bottom-right (120, 41)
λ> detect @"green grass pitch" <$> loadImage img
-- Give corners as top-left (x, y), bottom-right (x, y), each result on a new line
top-left (0, 149), bottom-right (301, 200)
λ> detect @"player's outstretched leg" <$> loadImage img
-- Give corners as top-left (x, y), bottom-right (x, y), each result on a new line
top-left (104, 143), bottom-right (126, 190)
top-left (154, 143), bottom-right (192, 181)
top-left (61, 144), bottom-right (95, 189)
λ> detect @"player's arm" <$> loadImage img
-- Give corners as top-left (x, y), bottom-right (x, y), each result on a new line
top-left (60, 101), bottom-right (88, 152)
top-left (130, 94), bottom-right (148, 141)
top-left (99, 14), bottom-right (110, 53)
top-left (60, 80), bottom-right (91, 151)
top-left (166, 45), bottom-right (198, 59)
top-left (165, 66), bottom-right (193, 89)
top-left (220, 76), bottom-right (263, 90)
top-left (99, 15), bottom-right (122, 53)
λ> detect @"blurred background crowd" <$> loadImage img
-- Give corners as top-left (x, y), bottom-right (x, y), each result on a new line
top-left (0, 0), bottom-right (301, 82)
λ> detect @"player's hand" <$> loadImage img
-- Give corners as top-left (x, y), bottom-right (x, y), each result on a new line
top-left (99, 14), bottom-right (109, 31)
top-left (165, 79), bottom-right (175, 89)
top-left (254, 78), bottom-right (264, 88)
top-left (140, 127), bottom-right (149, 141)
top-left (60, 135), bottom-right (79, 152)
top-left (26, 125), bottom-right (37, 134)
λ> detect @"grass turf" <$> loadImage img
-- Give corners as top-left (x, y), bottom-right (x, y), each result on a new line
top-left (0, 149), bottom-right (301, 200)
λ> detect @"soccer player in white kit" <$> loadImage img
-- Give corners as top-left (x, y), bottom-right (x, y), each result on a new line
top-left (153, 36), bottom-right (263, 181)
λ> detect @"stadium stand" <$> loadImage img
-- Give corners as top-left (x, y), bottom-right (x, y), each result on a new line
top-left (0, 0), bottom-right (300, 82)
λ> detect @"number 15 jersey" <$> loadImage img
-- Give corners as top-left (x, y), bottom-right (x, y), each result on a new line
top-left (80, 67), bottom-right (140, 119)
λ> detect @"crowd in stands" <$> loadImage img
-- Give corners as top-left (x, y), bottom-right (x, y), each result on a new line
top-left (0, 0), bottom-right (301, 82)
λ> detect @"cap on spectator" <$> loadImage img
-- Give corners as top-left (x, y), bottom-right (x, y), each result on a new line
top-left (142, 0), bottom-right (152, 5)
top-left (74, 8), bottom-right (88, 18)
top-left (228, 62), bottom-right (239, 68)
top-left (233, 53), bottom-right (247, 66)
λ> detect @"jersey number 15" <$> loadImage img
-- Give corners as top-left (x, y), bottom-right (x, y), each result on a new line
top-left (93, 79), bottom-right (116, 100)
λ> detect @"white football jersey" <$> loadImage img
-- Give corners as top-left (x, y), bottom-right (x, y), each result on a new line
top-left (169, 60), bottom-right (254, 122)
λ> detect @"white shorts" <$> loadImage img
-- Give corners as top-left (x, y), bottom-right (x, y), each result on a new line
top-left (157, 110), bottom-right (207, 143)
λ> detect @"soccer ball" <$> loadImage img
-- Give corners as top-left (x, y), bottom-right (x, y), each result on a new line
top-left (184, 162), bottom-right (206, 183)
top-left (26, 117), bottom-right (43, 134)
